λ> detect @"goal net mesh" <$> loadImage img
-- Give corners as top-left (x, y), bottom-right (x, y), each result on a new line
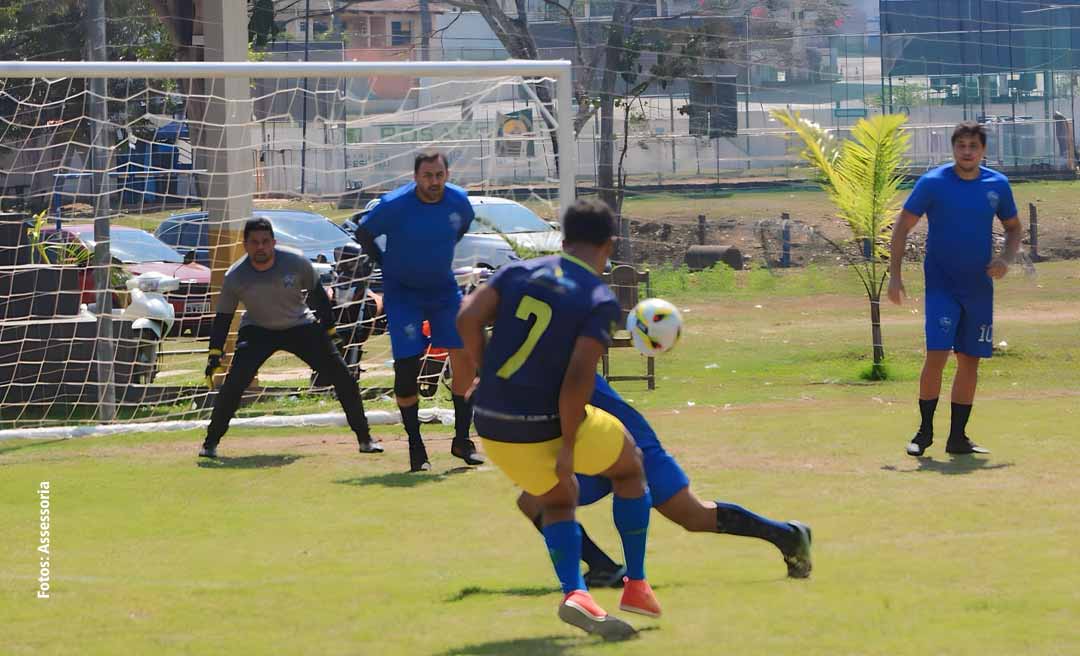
top-left (0, 65), bottom-right (566, 430)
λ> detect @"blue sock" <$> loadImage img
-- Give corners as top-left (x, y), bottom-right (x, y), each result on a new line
top-left (715, 501), bottom-right (796, 551)
top-left (613, 489), bottom-right (652, 581)
top-left (542, 520), bottom-right (586, 594)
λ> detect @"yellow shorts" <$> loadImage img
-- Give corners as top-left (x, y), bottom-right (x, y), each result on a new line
top-left (480, 405), bottom-right (628, 496)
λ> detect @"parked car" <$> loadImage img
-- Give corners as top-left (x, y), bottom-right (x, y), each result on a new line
top-left (155, 209), bottom-right (359, 268)
top-left (341, 195), bottom-right (560, 271)
top-left (41, 225), bottom-right (214, 337)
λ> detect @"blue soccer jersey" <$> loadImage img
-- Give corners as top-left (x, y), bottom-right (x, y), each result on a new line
top-left (903, 164), bottom-right (1018, 290)
top-left (904, 164), bottom-right (1016, 357)
top-left (358, 181), bottom-right (474, 291)
top-left (472, 254), bottom-right (620, 443)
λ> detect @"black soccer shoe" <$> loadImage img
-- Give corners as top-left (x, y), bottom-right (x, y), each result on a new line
top-left (906, 431), bottom-right (933, 457)
top-left (945, 436), bottom-right (990, 455)
top-left (358, 437), bottom-right (385, 454)
top-left (782, 521), bottom-right (813, 579)
top-left (584, 564), bottom-right (627, 589)
top-left (451, 438), bottom-right (485, 466)
top-left (198, 443), bottom-right (218, 459)
top-left (409, 444), bottom-right (431, 472)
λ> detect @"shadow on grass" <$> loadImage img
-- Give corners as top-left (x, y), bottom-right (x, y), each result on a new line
top-left (446, 583), bottom-right (677, 603)
top-left (445, 585), bottom-right (560, 602)
top-left (197, 454), bottom-right (304, 469)
top-left (881, 456), bottom-right (1015, 476)
top-left (434, 627), bottom-right (660, 655)
top-left (335, 466), bottom-right (474, 489)
top-left (0, 438), bottom-right (69, 456)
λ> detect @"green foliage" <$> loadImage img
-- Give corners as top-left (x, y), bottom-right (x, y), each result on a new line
top-left (24, 210), bottom-right (51, 264)
top-left (248, 0), bottom-right (281, 48)
top-left (866, 82), bottom-right (929, 110)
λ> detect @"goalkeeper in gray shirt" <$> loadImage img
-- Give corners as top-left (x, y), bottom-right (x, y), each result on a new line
top-left (199, 217), bottom-right (383, 457)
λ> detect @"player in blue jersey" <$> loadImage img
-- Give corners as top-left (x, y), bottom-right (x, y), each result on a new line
top-left (516, 373), bottom-right (812, 586)
top-left (889, 122), bottom-right (1023, 457)
top-left (457, 199), bottom-right (655, 641)
top-left (354, 151), bottom-right (484, 472)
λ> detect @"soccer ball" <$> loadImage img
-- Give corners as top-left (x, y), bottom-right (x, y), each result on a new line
top-left (627, 298), bottom-right (683, 356)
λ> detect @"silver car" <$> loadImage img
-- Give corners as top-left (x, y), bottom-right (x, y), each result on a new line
top-left (349, 195), bottom-right (561, 271)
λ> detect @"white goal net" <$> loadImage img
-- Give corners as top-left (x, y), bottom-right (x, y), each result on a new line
top-left (0, 60), bottom-right (574, 434)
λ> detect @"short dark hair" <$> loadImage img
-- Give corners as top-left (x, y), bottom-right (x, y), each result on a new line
top-left (952, 121), bottom-right (987, 146)
top-left (243, 216), bottom-right (274, 241)
top-left (414, 150), bottom-right (448, 174)
top-left (562, 199), bottom-right (616, 247)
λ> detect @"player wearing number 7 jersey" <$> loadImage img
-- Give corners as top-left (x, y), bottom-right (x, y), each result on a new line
top-left (889, 121), bottom-right (1023, 457)
top-left (457, 199), bottom-right (655, 641)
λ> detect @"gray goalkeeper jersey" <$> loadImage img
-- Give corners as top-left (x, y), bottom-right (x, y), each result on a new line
top-left (216, 248), bottom-right (317, 330)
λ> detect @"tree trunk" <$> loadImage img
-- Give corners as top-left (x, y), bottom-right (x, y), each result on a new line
top-left (419, 0), bottom-right (432, 61)
top-left (869, 294), bottom-right (886, 379)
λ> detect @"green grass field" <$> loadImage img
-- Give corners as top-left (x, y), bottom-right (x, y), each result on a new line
top-left (2, 262), bottom-right (1079, 654)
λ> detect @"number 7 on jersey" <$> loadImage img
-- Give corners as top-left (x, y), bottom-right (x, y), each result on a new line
top-left (496, 295), bottom-right (553, 379)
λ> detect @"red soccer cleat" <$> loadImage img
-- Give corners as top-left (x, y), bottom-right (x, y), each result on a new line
top-left (619, 577), bottom-right (662, 618)
top-left (558, 590), bottom-right (638, 641)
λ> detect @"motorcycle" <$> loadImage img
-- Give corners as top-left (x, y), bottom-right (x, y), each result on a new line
top-left (88, 271), bottom-right (178, 385)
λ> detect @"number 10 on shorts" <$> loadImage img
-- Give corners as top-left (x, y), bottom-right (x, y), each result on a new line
top-left (978, 324), bottom-right (993, 343)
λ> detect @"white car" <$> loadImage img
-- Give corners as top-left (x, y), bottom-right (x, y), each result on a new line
top-left (347, 195), bottom-right (562, 271)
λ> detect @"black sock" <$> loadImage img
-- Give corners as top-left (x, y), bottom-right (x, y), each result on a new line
top-left (399, 403), bottom-right (424, 448)
top-left (918, 397), bottom-right (938, 435)
top-left (715, 502), bottom-right (796, 551)
top-left (949, 403), bottom-right (973, 441)
top-left (531, 513), bottom-right (619, 572)
top-left (452, 394), bottom-right (473, 443)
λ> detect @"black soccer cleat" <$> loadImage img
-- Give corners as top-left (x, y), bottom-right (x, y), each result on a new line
top-left (783, 521), bottom-right (812, 579)
top-left (409, 444), bottom-right (431, 472)
top-left (450, 438), bottom-right (485, 466)
top-left (906, 431), bottom-right (933, 457)
top-left (584, 565), bottom-right (627, 589)
top-left (358, 437), bottom-right (385, 454)
top-left (945, 436), bottom-right (990, 455)
top-left (198, 443), bottom-right (218, 459)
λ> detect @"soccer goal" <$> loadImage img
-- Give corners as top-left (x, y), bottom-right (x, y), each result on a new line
top-left (0, 59), bottom-right (575, 436)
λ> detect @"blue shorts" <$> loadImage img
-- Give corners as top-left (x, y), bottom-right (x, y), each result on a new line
top-left (924, 284), bottom-right (994, 358)
top-left (383, 284), bottom-right (464, 359)
top-left (577, 444), bottom-right (690, 507)
top-left (577, 380), bottom-right (690, 507)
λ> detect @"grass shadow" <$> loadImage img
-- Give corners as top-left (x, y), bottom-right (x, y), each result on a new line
top-left (0, 438), bottom-right (69, 456)
top-left (445, 585), bottom-right (560, 602)
top-left (197, 454), bottom-right (304, 469)
top-left (335, 466), bottom-right (473, 489)
top-left (431, 634), bottom-right (583, 656)
top-left (881, 456), bottom-right (1015, 476)
top-left (446, 582), bottom-right (678, 603)
top-left (435, 627), bottom-right (661, 655)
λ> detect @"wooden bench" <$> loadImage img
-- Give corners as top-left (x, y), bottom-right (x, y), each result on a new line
top-left (601, 264), bottom-right (655, 390)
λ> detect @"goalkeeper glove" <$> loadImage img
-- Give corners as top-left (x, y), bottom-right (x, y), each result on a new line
top-left (326, 326), bottom-right (346, 356)
top-left (205, 349), bottom-right (225, 389)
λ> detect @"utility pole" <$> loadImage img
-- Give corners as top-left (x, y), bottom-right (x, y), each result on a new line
top-left (301, 0), bottom-right (311, 194)
top-left (86, 0), bottom-right (116, 420)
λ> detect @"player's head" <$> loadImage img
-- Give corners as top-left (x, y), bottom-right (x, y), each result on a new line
top-left (562, 199), bottom-right (616, 271)
top-left (414, 150), bottom-right (449, 203)
top-left (951, 121), bottom-right (987, 173)
top-left (243, 216), bottom-right (276, 268)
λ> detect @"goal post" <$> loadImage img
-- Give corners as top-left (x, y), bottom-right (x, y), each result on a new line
top-left (0, 59), bottom-right (576, 433)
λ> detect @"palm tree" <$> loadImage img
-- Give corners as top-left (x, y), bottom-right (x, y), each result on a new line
top-left (771, 110), bottom-right (911, 379)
